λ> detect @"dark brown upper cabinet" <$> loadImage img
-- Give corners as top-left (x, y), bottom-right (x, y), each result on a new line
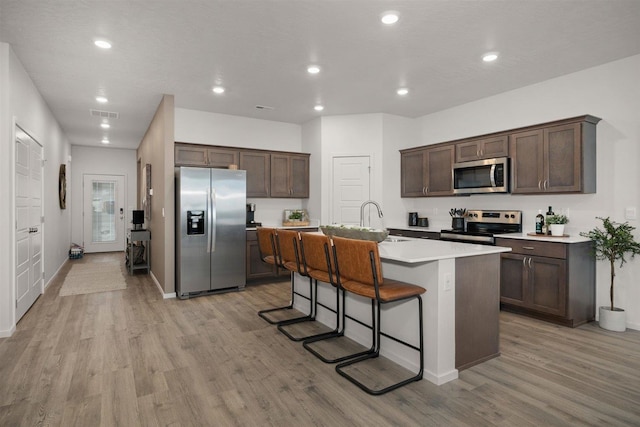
top-left (240, 151), bottom-right (271, 198)
top-left (270, 153), bottom-right (310, 198)
top-left (455, 135), bottom-right (509, 163)
top-left (174, 143), bottom-right (239, 168)
top-left (510, 115), bottom-right (600, 194)
top-left (175, 143), bottom-right (310, 199)
top-left (401, 144), bottom-right (454, 197)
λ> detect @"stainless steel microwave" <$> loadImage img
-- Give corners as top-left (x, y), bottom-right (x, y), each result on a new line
top-left (452, 157), bottom-right (509, 195)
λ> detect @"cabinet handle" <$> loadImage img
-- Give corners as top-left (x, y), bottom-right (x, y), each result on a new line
top-left (538, 180), bottom-right (542, 190)
top-left (543, 180), bottom-right (548, 190)
top-left (477, 149), bottom-right (481, 158)
top-left (522, 257), bottom-right (527, 267)
top-left (522, 246), bottom-right (535, 250)
top-left (528, 257), bottom-right (532, 268)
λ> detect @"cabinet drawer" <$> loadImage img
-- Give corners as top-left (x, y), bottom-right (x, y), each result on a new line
top-left (495, 238), bottom-right (566, 259)
top-left (246, 230), bottom-right (257, 242)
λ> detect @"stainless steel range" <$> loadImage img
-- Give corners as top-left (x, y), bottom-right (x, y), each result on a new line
top-left (440, 209), bottom-right (522, 245)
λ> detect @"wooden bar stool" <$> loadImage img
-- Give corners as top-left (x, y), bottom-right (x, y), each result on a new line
top-left (331, 236), bottom-right (425, 395)
top-left (257, 227), bottom-right (311, 326)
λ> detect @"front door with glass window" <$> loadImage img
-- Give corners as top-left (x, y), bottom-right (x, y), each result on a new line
top-left (83, 174), bottom-right (126, 253)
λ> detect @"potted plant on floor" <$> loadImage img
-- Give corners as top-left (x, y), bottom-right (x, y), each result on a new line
top-left (580, 217), bottom-right (640, 332)
top-left (546, 214), bottom-right (569, 236)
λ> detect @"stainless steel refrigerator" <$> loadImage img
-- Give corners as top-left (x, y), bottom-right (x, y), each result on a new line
top-left (176, 167), bottom-right (246, 299)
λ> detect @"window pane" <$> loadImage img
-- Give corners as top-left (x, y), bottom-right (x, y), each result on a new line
top-left (91, 181), bottom-right (116, 243)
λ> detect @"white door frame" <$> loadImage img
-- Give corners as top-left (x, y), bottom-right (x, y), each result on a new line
top-left (82, 174), bottom-right (126, 253)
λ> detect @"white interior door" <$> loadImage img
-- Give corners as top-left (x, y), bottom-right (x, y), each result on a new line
top-left (331, 156), bottom-right (371, 226)
top-left (83, 174), bottom-right (126, 253)
top-left (15, 126), bottom-right (43, 321)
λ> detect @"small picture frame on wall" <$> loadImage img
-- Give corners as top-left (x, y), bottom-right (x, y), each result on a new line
top-left (58, 164), bottom-right (66, 209)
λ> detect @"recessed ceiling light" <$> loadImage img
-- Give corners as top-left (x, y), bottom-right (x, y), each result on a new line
top-left (482, 52), bottom-right (499, 62)
top-left (212, 86), bottom-right (225, 94)
top-left (101, 138), bottom-right (110, 144)
top-left (96, 96), bottom-right (108, 103)
top-left (100, 123), bottom-right (110, 129)
top-left (381, 11), bottom-right (399, 25)
top-left (307, 65), bottom-right (321, 74)
top-left (314, 105), bottom-right (324, 112)
top-left (94, 39), bottom-right (112, 49)
top-left (397, 88), bottom-right (409, 96)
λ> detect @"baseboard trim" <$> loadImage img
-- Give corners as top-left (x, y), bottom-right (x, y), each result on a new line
top-left (0, 324), bottom-right (16, 338)
top-left (150, 271), bottom-right (175, 299)
top-left (45, 257), bottom-right (69, 290)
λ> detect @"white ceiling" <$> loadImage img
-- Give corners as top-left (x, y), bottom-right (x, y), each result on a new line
top-left (1, 1), bottom-right (640, 150)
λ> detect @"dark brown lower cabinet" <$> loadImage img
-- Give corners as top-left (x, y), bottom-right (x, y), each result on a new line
top-left (246, 230), bottom-right (278, 280)
top-left (496, 238), bottom-right (594, 327)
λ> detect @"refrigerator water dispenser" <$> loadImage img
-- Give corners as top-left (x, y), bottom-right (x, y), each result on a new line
top-left (187, 211), bottom-right (204, 235)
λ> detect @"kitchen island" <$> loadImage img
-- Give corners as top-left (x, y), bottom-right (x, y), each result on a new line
top-left (293, 237), bottom-right (510, 385)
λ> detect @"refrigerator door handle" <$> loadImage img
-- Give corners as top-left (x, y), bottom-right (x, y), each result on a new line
top-left (206, 189), bottom-right (212, 253)
top-left (211, 188), bottom-right (217, 252)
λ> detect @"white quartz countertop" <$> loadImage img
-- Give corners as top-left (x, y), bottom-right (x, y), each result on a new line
top-left (495, 232), bottom-right (591, 244)
top-left (379, 237), bottom-right (510, 264)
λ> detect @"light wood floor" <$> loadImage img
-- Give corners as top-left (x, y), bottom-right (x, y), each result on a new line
top-left (1, 253), bottom-right (639, 426)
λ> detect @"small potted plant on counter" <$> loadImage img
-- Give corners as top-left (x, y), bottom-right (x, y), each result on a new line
top-left (580, 217), bottom-right (640, 332)
top-left (546, 214), bottom-right (569, 236)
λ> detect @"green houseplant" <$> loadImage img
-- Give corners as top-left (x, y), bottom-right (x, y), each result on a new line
top-left (580, 217), bottom-right (640, 331)
top-left (546, 214), bottom-right (569, 236)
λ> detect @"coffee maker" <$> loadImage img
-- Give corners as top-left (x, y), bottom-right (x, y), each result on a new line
top-left (246, 203), bottom-right (260, 226)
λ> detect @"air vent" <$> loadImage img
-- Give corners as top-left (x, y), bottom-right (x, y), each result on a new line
top-left (255, 105), bottom-right (274, 110)
top-left (90, 109), bottom-right (119, 119)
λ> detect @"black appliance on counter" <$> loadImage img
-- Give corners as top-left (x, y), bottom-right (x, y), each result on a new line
top-left (440, 209), bottom-right (521, 245)
top-left (246, 203), bottom-right (261, 227)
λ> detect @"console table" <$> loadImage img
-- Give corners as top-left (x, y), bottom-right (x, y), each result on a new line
top-left (126, 229), bottom-right (150, 275)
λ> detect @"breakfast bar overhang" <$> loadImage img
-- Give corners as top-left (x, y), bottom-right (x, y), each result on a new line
top-left (293, 237), bottom-right (511, 385)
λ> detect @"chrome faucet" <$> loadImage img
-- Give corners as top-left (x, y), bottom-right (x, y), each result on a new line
top-left (360, 200), bottom-right (384, 228)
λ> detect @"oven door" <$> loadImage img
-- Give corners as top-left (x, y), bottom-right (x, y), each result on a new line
top-left (452, 157), bottom-right (509, 195)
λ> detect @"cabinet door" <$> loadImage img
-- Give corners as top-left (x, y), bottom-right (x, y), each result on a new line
top-left (455, 136), bottom-right (508, 163)
top-left (401, 150), bottom-right (427, 197)
top-left (290, 154), bottom-right (309, 198)
top-left (510, 129), bottom-right (544, 193)
top-left (175, 144), bottom-right (208, 166)
top-left (240, 152), bottom-right (270, 198)
top-left (528, 256), bottom-right (567, 316)
top-left (246, 239), bottom-right (277, 279)
top-left (425, 145), bottom-right (454, 196)
top-left (270, 154), bottom-right (292, 197)
top-left (500, 253), bottom-right (526, 306)
top-left (481, 136), bottom-right (509, 158)
top-left (544, 123), bottom-right (581, 192)
top-left (206, 148), bottom-right (239, 168)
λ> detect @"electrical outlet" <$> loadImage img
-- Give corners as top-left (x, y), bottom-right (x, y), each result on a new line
top-left (625, 207), bottom-right (637, 220)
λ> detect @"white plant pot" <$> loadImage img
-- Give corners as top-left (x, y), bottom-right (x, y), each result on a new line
top-left (599, 306), bottom-right (626, 332)
top-left (549, 224), bottom-right (565, 236)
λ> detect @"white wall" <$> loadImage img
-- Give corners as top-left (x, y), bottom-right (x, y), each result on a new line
top-left (70, 146), bottom-right (138, 247)
top-left (174, 108), bottom-right (306, 225)
top-left (383, 54), bottom-right (640, 329)
top-left (316, 114), bottom-right (385, 225)
top-left (0, 43), bottom-right (71, 336)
